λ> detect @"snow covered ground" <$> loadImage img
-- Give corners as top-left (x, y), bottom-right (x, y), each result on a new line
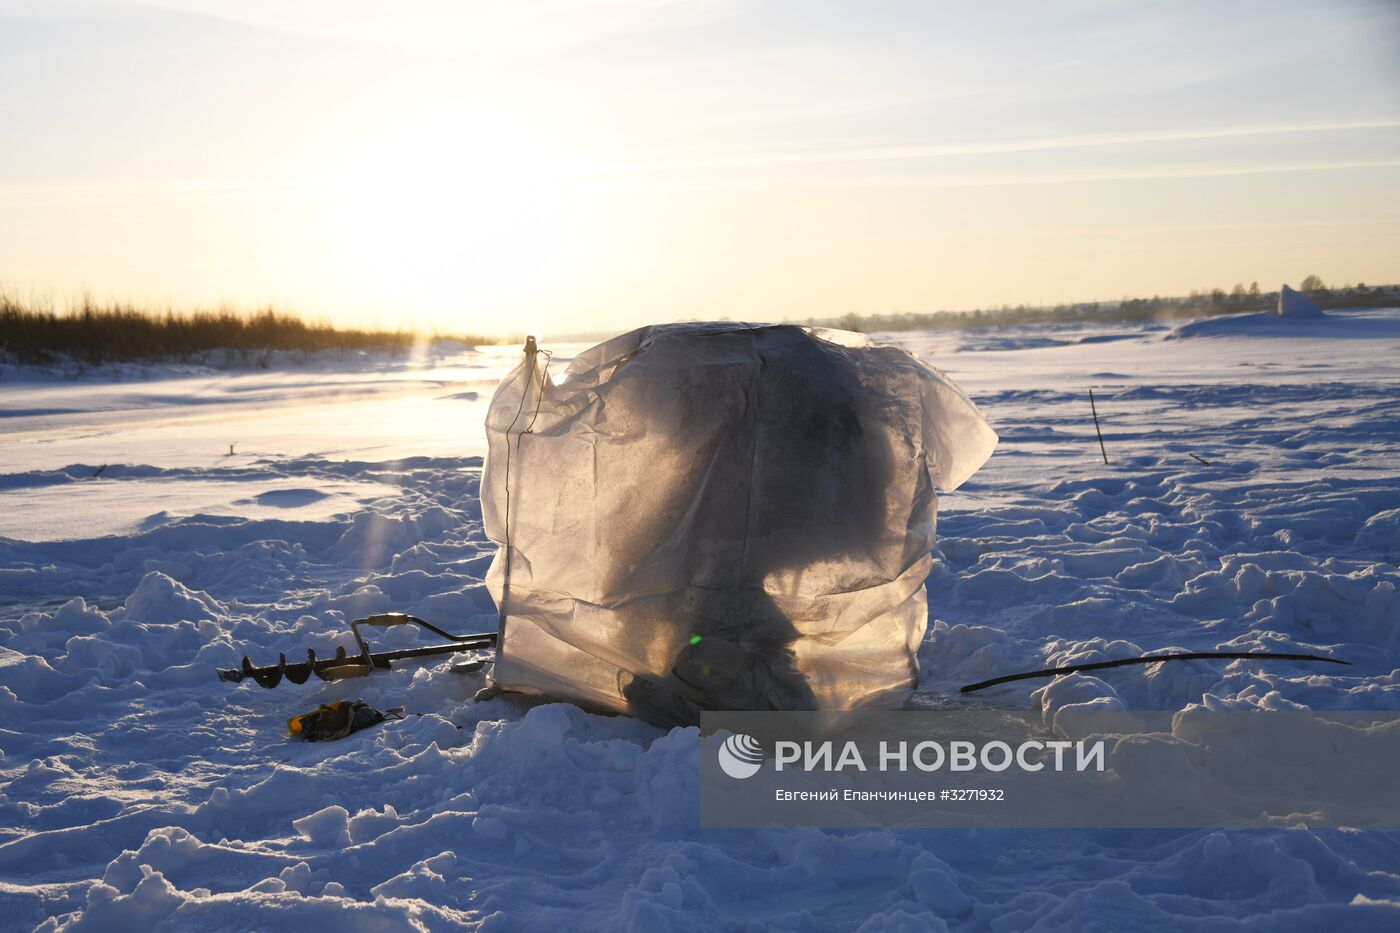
top-left (2, 310), bottom-right (1399, 930)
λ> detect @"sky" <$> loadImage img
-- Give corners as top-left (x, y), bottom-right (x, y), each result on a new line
top-left (1, 0), bottom-right (1397, 337)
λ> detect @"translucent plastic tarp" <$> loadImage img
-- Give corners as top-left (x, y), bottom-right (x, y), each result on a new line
top-left (482, 323), bottom-right (997, 726)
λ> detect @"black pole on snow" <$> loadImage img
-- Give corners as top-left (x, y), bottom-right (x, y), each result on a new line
top-left (959, 651), bottom-right (1349, 693)
top-left (1089, 389), bottom-right (1108, 465)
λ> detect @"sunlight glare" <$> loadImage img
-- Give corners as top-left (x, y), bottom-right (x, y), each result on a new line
top-left (324, 107), bottom-right (578, 326)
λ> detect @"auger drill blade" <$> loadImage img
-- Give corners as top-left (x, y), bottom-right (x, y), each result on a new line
top-left (250, 653), bottom-right (287, 688)
top-left (216, 615), bottom-right (497, 689)
top-left (283, 649), bottom-right (316, 685)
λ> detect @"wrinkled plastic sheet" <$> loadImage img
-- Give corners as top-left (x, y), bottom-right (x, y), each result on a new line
top-left (482, 323), bottom-right (996, 726)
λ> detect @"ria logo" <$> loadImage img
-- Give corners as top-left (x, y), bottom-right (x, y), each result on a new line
top-left (718, 733), bottom-right (765, 779)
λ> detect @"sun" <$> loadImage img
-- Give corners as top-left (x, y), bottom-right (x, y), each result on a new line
top-left (321, 107), bottom-right (578, 325)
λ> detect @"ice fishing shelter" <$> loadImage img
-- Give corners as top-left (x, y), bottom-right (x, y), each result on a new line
top-left (481, 323), bottom-right (996, 726)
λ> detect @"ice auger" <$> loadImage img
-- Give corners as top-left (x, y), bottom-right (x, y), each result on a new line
top-left (216, 613), bottom-right (497, 688)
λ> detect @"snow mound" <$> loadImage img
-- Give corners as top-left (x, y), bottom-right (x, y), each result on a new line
top-left (1278, 284), bottom-right (1325, 319)
top-left (125, 571), bottom-right (226, 623)
top-left (1170, 305), bottom-right (1400, 339)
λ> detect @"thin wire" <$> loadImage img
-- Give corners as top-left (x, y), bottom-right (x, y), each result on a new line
top-left (958, 650), bottom-right (1349, 693)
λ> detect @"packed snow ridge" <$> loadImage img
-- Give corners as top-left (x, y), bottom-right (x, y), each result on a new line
top-left (2, 313), bottom-right (1399, 930)
top-left (1276, 284), bottom-right (1326, 320)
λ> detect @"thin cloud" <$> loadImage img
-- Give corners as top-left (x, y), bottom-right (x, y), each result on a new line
top-left (580, 157), bottom-right (1400, 192)
top-left (583, 119), bottom-right (1400, 175)
top-left (840, 158), bottom-right (1400, 190)
top-left (0, 179), bottom-right (326, 203)
top-left (9, 155), bottom-right (1398, 203)
top-left (1052, 216), bottom-right (1400, 237)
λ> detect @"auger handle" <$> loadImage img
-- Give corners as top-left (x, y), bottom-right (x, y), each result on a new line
top-left (349, 613), bottom-right (485, 669)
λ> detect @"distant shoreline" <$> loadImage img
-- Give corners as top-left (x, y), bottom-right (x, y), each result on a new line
top-left (0, 296), bottom-right (511, 366)
top-left (804, 281), bottom-right (1400, 334)
top-left (5, 283), bottom-right (1397, 363)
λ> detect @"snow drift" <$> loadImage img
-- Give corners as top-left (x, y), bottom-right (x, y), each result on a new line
top-left (5, 315), bottom-right (1400, 928)
top-left (1277, 284), bottom-right (1325, 319)
top-left (480, 323), bottom-right (997, 726)
top-left (1169, 298), bottom-right (1400, 340)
